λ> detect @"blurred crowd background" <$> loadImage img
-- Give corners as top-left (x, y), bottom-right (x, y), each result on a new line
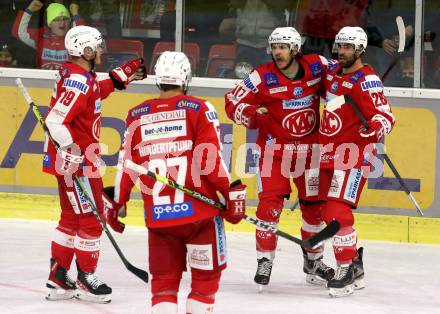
top-left (0, 0), bottom-right (438, 88)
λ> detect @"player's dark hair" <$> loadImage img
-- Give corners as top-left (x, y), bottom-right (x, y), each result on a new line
top-left (159, 84), bottom-right (181, 92)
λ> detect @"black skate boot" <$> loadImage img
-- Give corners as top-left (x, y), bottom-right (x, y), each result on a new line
top-left (75, 263), bottom-right (112, 304)
top-left (302, 249), bottom-right (335, 286)
top-left (353, 247), bottom-right (365, 290)
top-left (327, 263), bottom-right (355, 297)
top-left (46, 258), bottom-right (77, 301)
top-left (254, 257), bottom-right (273, 288)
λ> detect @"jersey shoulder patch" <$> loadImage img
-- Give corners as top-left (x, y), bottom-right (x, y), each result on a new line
top-left (360, 74), bottom-right (384, 92)
top-left (62, 73), bottom-right (90, 94)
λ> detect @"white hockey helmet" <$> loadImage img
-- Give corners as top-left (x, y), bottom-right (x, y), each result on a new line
top-left (268, 27), bottom-right (302, 53)
top-left (154, 51), bottom-right (192, 90)
top-left (65, 26), bottom-right (104, 57)
top-left (333, 26), bottom-right (368, 55)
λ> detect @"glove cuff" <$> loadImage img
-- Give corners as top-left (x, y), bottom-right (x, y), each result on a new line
top-left (109, 72), bottom-right (127, 90)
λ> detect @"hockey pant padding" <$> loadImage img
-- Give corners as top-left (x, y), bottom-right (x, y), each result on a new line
top-left (300, 200), bottom-right (325, 258)
top-left (51, 226), bottom-right (76, 270)
top-left (321, 200), bottom-right (354, 228)
top-left (256, 195), bottom-right (283, 253)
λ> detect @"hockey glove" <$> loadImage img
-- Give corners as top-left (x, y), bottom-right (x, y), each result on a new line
top-left (102, 186), bottom-right (126, 233)
top-left (221, 180), bottom-right (246, 224)
top-left (359, 119), bottom-right (385, 142)
top-left (234, 103), bottom-right (268, 129)
top-left (56, 144), bottom-right (84, 175)
top-left (109, 58), bottom-right (147, 90)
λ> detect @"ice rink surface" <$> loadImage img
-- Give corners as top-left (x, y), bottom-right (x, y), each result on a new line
top-left (1, 219), bottom-right (439, 314)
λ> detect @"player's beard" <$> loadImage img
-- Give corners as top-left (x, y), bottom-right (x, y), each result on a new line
top-left (339, 53), bottom-right (357, 69)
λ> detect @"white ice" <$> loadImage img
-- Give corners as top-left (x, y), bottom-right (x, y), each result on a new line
top-left (1, 219), bottom-right (439, 314)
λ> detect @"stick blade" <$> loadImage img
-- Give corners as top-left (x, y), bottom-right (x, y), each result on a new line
top-left (396, 16), bottom-right (406, 53)
top-left (126, 263), bottom-right (149, 283)
top-left (325, 95), bottom-right (346, 112)
top-left (302, 220), bottom-right (340, 249)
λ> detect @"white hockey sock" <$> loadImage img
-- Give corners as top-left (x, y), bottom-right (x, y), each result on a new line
top-left (152, 301), bottom-right (178, 314)
top-left (186, 298), bottom-right (214, 314)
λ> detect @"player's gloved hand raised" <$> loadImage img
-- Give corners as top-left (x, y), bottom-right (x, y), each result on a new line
top-left (109, 58), bottom-right (147, 90)
top-left (235, 103), bottom-right (268, 129)
top-left (221, 180), bottom-right (246, 224)
top-left (102, 186), bottom-right (126, 233)
top-left (359, 119), bottom-right (384, 142)
top-left (56, 144), bottom-right (84, 175)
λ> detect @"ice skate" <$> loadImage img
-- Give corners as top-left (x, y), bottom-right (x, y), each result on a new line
top-left (328, 264), bottom-right (355, 297)
top-left (254, 257), bottom-right (273, 291)
top-left (353, 247), bottom-right (365, 290)
top-left (303, 251), bottom-right (335, 286)
top-left (75, 264), bottom-right (112, 304)
top-left (46, 258), bottom-right (77, 301)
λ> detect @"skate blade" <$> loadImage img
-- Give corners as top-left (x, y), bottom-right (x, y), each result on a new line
top-left (354, 277), bottom-right (365, 290)
top-left (46, 288), bottom-right (76, 301)
top-left (306, 274), bottom-right (327, 287)
top-left (328, 284), bottom-right (354, 298)
top-left (75, 289), bottom-right (111, 304)
top-left (257, 284), bottom-right (265, 293)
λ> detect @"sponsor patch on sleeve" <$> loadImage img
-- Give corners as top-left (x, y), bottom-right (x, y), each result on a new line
top-left (309, 62), bottom-right (323, 77)
top-left (360, 75), bottom-right (383, 91)
top-left (205, 110), bottom-right (219, 122)
top-left (62, 74), bottom-right (89, 94)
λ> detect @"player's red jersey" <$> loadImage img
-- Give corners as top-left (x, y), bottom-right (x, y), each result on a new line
top-left (225, 54), bottom-right (327, 157)
top-left (114, 95), bottom-right (231, 228)
top-left (319, 63), bottom-right (395, 168)
top-left (43, 62), bottom-right (115, 176)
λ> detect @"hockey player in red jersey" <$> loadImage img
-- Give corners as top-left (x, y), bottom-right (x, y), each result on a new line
top-left (109, 51), bottom-right (246, 313)
top-left (43, 25), bottom-right (146, 303)
top-left (319, 26), bottom-right (395, 297)
top-left (225, 27), bottom-right (334, 288)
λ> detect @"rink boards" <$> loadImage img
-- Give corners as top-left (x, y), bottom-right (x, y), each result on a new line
top-left (0, 70), bottom-right (439, 243)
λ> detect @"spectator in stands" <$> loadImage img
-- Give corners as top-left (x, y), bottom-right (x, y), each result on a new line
top-left (293, 0), bottom-right (386, 58)
top-left (219, 0), bottom-right (290, 69)
top-left (0, 44), bottom-right (17, 67)
top-left (12, 0), bottom-right (85, 70)
top-left (77, 0), bottom-right (122, 37)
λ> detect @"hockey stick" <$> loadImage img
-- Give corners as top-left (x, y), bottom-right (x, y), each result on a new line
top-left (124, 160), bottom-right (339, 249)
top-left (382, 16), bottom-right (406, 81)
top-left (15, 78), bottom-right (149, 283)
top-left (326, 93), bottom-right (423, 216)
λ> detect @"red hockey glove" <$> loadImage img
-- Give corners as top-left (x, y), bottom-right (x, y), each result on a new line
top-left (56, 144), bottom-right (84, 175)
top-left (221, 180), bottom-right (246, 224)
top-left (109, 58), bottom-right (147, 90)
top-left (234, 103), bottom-right (268, 129)
top-left (359, 119), bottom-right (384, 142)
top-left (102, 186), bottom-right (126, 233)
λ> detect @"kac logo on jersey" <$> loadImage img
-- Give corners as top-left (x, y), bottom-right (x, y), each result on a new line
top-left (293, 87), bottom-right (303, 98)
top-left (176, 99), bottom-right (201, 111)
top-left (331, 81), bottom-right (339, 92)
top-left (152, 202), bottom-right (194, 220)
top-left (264, 73), bottom-right (279, 87)
top-left (282, 108), bottom-right (317, 137)
top-left (309, 62), bottom-right (323, 77)
top-left (319, 110), bottom-right (342, 136)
